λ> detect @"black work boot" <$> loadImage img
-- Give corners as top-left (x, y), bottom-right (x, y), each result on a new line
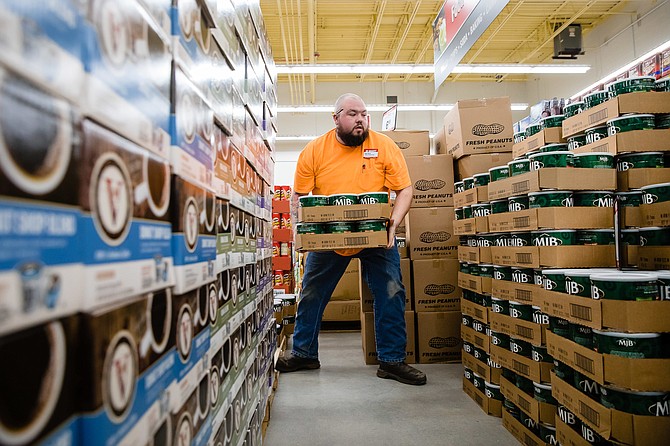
top-left (275, 352), bottom-right (321, 372)
top-left (377, 361), bottom-right (427, 385)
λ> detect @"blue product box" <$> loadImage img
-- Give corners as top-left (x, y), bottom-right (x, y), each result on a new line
top-left (0, 0), bottom-right (86, 105)
top-left (171, 0), bottom-right (214, 80)
top-left (83, 0), bottom-right (172, 159)
top-left (79, 120), bottom-right (174, 310)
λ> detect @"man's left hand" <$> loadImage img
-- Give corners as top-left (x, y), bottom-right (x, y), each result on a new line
top-left (386, 219), bottom-right (396, 249)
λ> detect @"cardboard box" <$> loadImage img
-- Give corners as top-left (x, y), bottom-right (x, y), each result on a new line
top-left (562, 91), bottom-right (670, 138)
top-left (490, 345), bottom-right (553, 383)
top-left (298, 203), bottom-right (391, 223)
top-left (458, 272), bottom-right (492, 295)
top-left (272, 199), bottom-right (290, 213)
top-left (331, 259), bottom-right (361, 301)
top-left (453, 217), bottom-right (489, 235)
top-left (458, 246), bottom-right (492, 264)
top-left (500, 376), bottom-right (557, 425)
top-left (271, 256), bottom-right (292, 271)
top-left (413, 259), bottom-right (460, 312)
top-left (547, 331), bottom-right (670, 392)
top-left (296, 231), bottom-right (388, 252)
top-left (416, 311), bottom-right (462, 363)
top-left (322, 300), bottom-right (360, 321)
top-left (490, 312), bottom-right (546, 346)
top-left (361, 311), bottom-right (416, 364)
top-left (641, 200), bottom-right (670, 227)
top-left (462, 326), bottom-right (491, 355)
top-left (501, 410), bottom-right (545, 446)
top-left (617, 168), bottom-right (670, 191)
top-left (455, 153), bottom-right (514, 181)
top-left (491, 280), bottom-right (542, 306)
top-left (381, 130), bottom-right (430, 157)
top-left (513, 127), bottom-right (566, 159)
top-left (405, 155), bottom-right (455, 207)
top-left (487, 207), bottom-right (614, 233)
top-left (462, 349), bottom-right (502, 383)
top-left (360, 258), bottom-right (412, 311)
top-left (461, 299), bottom-right (489, 324)
top-left (433, 125), bottom-right (447, 155)
top-left (406, 207), bottom-right (459, 259)
top-left (462, 377), bottom-right (503, 417)
top-left (637, 246), bottom-right (670, 270)
top-left (556, 418), bottom-right (591, 446)
top-left (491, 246), bottom-right (616, 268)
top-left (552, 373), bottom-right (670, 446)
top-left (273, 228), bottom-right (293, 242)
top-left (487, 168), bottom-right (617, 201)
top-left (454, 186), bottom-right (488, 207)
top-left (443, 97), bottom-right (514, 159)
top-left (573, 129), bottom-right (670, 155)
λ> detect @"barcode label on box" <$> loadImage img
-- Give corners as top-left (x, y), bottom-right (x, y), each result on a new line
top-left (515, 289), bottom-right (532, 302)
top-left (574, 352), bottom-right (595, 374)
top-left (476, 364), bottom-right (485, 375)
top-left (512, 360), bottom-right (530, 376)
top-left (513, 181), bottom-right (530, 194)
top-left (469, 280), bottom-right (477, 289)
top-left (590, 143), bottom-right (608, 153)
top-left (475, 308), bottom-right (484, 320)
top-left (516, 253), bottom-right (533, 264)
top-left (468, 252), bottom-right (477, 262)
top-left (517, 397), bottom-right (531, 413)
top-left (513, 216), bottom-right (530, 228)
top-left (516, 326), bottom-right (534, 339)
top-left (588, 109), bottom-right (608, 125)
top-left (465, 223), bottom-right (473, 232)
top-left (579, 402), bottom-right (601, 427)
top-left (570, 304), bottom-right (593, 322)
top-left (344, 236), bottom-right (369, 246)
top-left (474, 337), bottom-right (485, 348)
top-left (528, 139), bottom-right (540, 151)
top-left (343, 210), bottom-right (369, 219)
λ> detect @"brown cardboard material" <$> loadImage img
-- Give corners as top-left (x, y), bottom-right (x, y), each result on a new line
top-left (490, 312), bottom-right (546, 346)
top-left (462, 325), bottom-right (491, 354)
top-left (461, 298), bottom-right (489, 324)
top-left (405, 155), bottom-right (455, 207)
top-left (490, 344), bottom-right (553, 383)
top-left (454, 186), bottom-right (488, 207)
top-left (361, 311), bottom-right (416, 364)
top-left (463, 377), bottom-right (503, 417)
top-left (573, 129), bottom-right (670, 155)
top-left (539, 287), bottom-right (670, 332)
top-left (462, 349), bottom-right (501, 383)
top-left (443, 96), bottom-right (514, 159)
top-left (491, 246), bottom-right (616, 268)
top-left (433, 125), bottom-right (447, 155)
top-left (641, 200), bottom-right (670, 227)
top-left (458, 272), bottom-right (492, 295)
top-left (561, 91), bottom-right (670, 138)
top-left (360, 258), bottom-right (412, 311)
top-left (491, 280), bottom-right (542, 306)
top-left (453, 217), bottom-right (489, 235)
top-left (617, 168), bottom-right (670, 191)
top-left (455, 153), bottom-right (514, 180)
top-left (458, 246), bottom-right (492, 264)
top-left (381, 129), bottom-right (430, 157)
top-left (487, 168), bottom-right (617, 201)
top-left (296, 230), bottom-right (388, 251)
top-left (502, 410), bottom-right (544, 446)
top-left (272, 199), bottom-right (290, 213)
top-left (500, 376), bottom-right (557, 425)
top-left (637, 246), bottom-right (670, 270)
top-left (546, 331), bottom-right (670, 392)
top-left (487, 207), bottom-right (614, 233)
top-left (623, 206), bottom-right (642, 228)
top-left (412, 259), bottom-right (460, 312)
top-left (330, 259), bottom-right (360, 301)
top-left (416, 311), bottom-right (462, 363)
top-left (298, 203), bottom-right (391, 222)
top-left (513, 127), bottom-right (566, 159)
top-left (406, 207), bottom-right (459, 259)
top-left (556, 418), bottom-right (591, 446)
top-left (271, 256), bottom-right (292, 271)
top-left (552, 372), bottom-right (670, 446)
top-left (273, 228), bottom-right (293, 242)
top-left (322, 300), bottom-right (360, 321)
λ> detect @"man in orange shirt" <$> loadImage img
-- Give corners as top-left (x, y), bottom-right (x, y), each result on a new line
top-left (275, 93), bottom-right (426, 385)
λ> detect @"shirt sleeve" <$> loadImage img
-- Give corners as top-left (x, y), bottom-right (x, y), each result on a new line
top-left (382, 138), bottom-right (412, 191)
top-left (293, 143), bottom-right (316, 194)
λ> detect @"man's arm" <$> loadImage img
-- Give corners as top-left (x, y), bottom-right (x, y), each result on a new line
top-left (387, 185), bottom-right (413, 249)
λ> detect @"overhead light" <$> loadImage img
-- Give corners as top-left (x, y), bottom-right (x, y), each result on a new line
top-left (275, 64), bottom-right (590, 75)
top-left (277, 103), bottom-right (528, 113)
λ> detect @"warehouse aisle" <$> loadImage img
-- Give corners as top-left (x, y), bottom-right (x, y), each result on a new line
top-left (264, 332), bottom-right (517, 446)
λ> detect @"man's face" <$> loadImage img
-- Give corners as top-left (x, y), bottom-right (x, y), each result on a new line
top-left (334, 99), bottom-right (369, 147)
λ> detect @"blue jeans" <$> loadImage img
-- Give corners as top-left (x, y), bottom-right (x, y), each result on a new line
top-left (291, 242), bottom-right (407, 363)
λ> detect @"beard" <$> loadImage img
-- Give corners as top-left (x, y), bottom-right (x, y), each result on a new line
top-left (337, 127), bottom-right (369, 147)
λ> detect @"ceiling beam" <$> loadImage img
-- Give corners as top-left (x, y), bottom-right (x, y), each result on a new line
top-left (360, 0), bottom-right (387, 81)
top-left (276, 0), bottom-right (295, 104)
top-left (382, 1), bottom-right (422, 83)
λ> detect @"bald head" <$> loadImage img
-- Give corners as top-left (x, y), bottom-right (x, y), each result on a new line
top-left (334, 93), bottom-right (366, 114)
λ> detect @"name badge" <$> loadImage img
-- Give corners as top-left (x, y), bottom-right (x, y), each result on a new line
top-left (363, 149), bottom-right (378, 159)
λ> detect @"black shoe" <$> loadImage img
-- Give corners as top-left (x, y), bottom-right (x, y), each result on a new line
top-left (377, 362), bottom-right (427, 385)
top-left (275, 352), bottom-right (321, 372)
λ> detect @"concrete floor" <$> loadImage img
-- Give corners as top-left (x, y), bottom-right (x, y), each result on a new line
top-left (264, 332), bottom-right (518, 446)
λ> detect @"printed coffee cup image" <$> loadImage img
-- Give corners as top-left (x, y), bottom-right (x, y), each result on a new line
top-left (134, 153), bottom-right (170, 218)
top-left (95, 0), bottom-right (131, 68)
top-left (171, 381), bottom-right (211, 446)
top-left (178, 0), bottom-right (197, 39)
top-left (194, 8), bottom-right (211, 54)
top-left (183, 196), bottom-right (200, 253)
top-left (179, 90), bottom-right (197, 144)
top-left (148, 413), bottom-right (171, 446)
top-left (139, 288), bottom-right (172, 360)
top-left (0, 70), bottom-right (74, 197)
top-left (102, 330), bottom-right (139, 422)
top-left (0, 321), bottom-right (67, 445)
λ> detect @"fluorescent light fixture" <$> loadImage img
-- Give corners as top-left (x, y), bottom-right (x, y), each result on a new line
top-left (571, 39), bottom-right (670, 99)
top-left (276, 64), bottom-right (589, 75)
top-left (277, 103), bottom-right (528, 113)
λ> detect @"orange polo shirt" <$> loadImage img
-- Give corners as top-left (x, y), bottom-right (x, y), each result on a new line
top-left (294, 128), bottom-right (411, 256)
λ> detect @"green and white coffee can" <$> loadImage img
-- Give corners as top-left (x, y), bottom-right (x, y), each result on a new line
top-left (593, 329), bottom-right (667, 359)
top-left (533, 269), bottom-right (544, 286)
top-left (509, 300), bottom-right (533, 321)
top-left (584, 125), bottom-right (609, 145)
top-left (490, 199), bottom-right (508, 214)
top-left (599, 385), bottom-right (670, 416)
top-left (607, 114), bottom-right (655, 136)
top-left (583, 91), bottom-right (609, 109)
top-left (463, 340), bottom-right (474, 355)
top-left (508, 195), bottom-right (530, 212)
top-left (532, 344), bottom-right (553, 363)
top-left (657, 271), bottom-right (670, 301)
top-left (356, 219), bottom-right (386, 232)
top-left (529, 151), bottom-right (573, 170)
top-left (532, 306), bottom-right (550, 325)
top-left (511, 267), bottom-right (534, 284)
top-left (491, 298), bottom-right (510, 316)
top-left (572, 152), bottom-right (615, 169)
top-left (455, 207), bottom-right (464, 220)
top-left (463, 366), bottom-right (474, 383)
top-left (617, 151), bottom-right (665, 171)
top-left (326, 221), bottom-right (355, 233)
top-left (549, 317), bottom-right (570, 338)
top-left (567, 134), bottom-right (588, 151)
top-left (299, 195), bottom-right (329, 207)
top-left (493, 265), bottom-right (512, 281)
top-left (357, 191), bottom-right (389, 204)
top-left (508, 159), bottom-right (530, 177)
top-left (296, 222), bottom-right (326, 234)
top-left (469, 264), bottom-right (480, 276)
top-left (491, 330), bottom-right (510, 350)
top-left (460, 262), bottom-right (470, 274)
top-left (462, 205), bottom-right (473, 219)
top-left (621, 229), bottom-right (640, 246)
top-left (492, 233), bottom-right (509, 247)
top-left (508, 232), bottom-right (532, 247)
top-left (484, 381), bottom-right (503, 401)
top-left (525, 123), bottom-right (543, 138)
top-left (542, 269), bottom-right (569, 293)
top-left (328, 193), bottom-right (358, 206)
top-left (569, 323), bottom-right (594, 348)
top-left (565, 269), bottom-right (611, 298)
top-left (539, 143), bottom-right (569, 153)
top-left (471, 373), bottom-right (485, 391)
top-left (534, 382), bottom-right (557, 404)
top-left (639, 227), bottom-right (670, 246)
top-left (463, 177), bottom-right (475, 190)
top-left (616, 190), bottom-right (643, 207)
top-left (455, 181), bottom-right (465, 194)
top-left (462, 314), bottom-right (473, 328)
top-left (529, 190), bottom-right (573, 208)
top-left (641, 182), bottom-right (670, 205)
top-left (532, 229), bottom-right (577, 246)
top-left (514, 131), bottom-right (526, 144)
top-left (608, 76), bottom-right (656, 96)
top-left (471, 203), bottom-right (492, 217)
top-left (573, 190), bottom-right (614, 207)
top-left (564, 101), bottom-right (585, 118)
top-left (509, 336), bottom-right (533, 358)
top-left (577, 229), bottom-right (615, 245)
top-left (541, 114), bottom-right (565, 129)
top-left (478, 264), bottom-right (494, 278)
top-left (590, 272), bottom-right (660, 301)
top-left (473, 173), bottom-right (491, 187)
top-left (655, 77), bottom-right (670, 92)
top-left (489, 165), bottom-right (510, 182)
top-left (657, 113), bottom-right (670, 129)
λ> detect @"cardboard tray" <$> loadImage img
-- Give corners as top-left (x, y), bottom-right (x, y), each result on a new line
top-left (295, 231), bottom-right (387, 251)
top-left (458, 272), bottom-right (493, 295)
top-left (573, 129), bottom-right (670, 155)
top-left (623, 206), bottom-right (642, 228)
top-left (487, 168), bottom-right (617, 201)
top-left (502, 410), bottom-right (547, 446)
top-left (617, 168), bottom-right (670, 191)
top-left (272, 199), bottom-right (290, 213)
top-left (546, 331), bottom-right (670, 392)
top-left (458, 245), bottom-right (492, 264)
top-left (513, 127), bottom-right (565, 159)
top-left (462, 349), bottom-right (501, 384)
top-left (490, 344), bottom-right (553, 383)
top-left (461, 298), bottom-right (490, 324)
top-left (298, 203), bottom-right (391, 222)
top-left (487, 207), bottom-right (614, 233)
top-left (462, 325), bottom-right (491, 354)
top-left (491, 245), bottom-right (616, 268)
top-left (490, 311), bottom-right (547, 346)
top-left (500, 376), bottom-right (557, 425)
top-left (555, 418), bottom-right (591, 446)
top-left (453, 217), bottom-right (489, 235)
top-left (273, 228), bottom-right (293, 242)
top-left (462, 377), bottom-right (503, 417)
top-left (551, 372), bottom-right (670, 446)
top-left (491, 279), bottom-right (543, 306)
top-left (454, 186), bottom-right (488, 207)
top-left (539, 288), bottom-right (670, 332)
top-left (637, 246), bottom-right (670, 270)
top-left (641, 200), bottom-right (670, 228)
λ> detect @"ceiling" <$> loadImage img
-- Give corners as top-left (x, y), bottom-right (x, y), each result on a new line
top-left (258, 0), bottom-right (633, 103)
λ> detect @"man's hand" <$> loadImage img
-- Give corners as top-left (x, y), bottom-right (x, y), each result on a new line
top-left (386, 218), bottom-right (397, 249)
